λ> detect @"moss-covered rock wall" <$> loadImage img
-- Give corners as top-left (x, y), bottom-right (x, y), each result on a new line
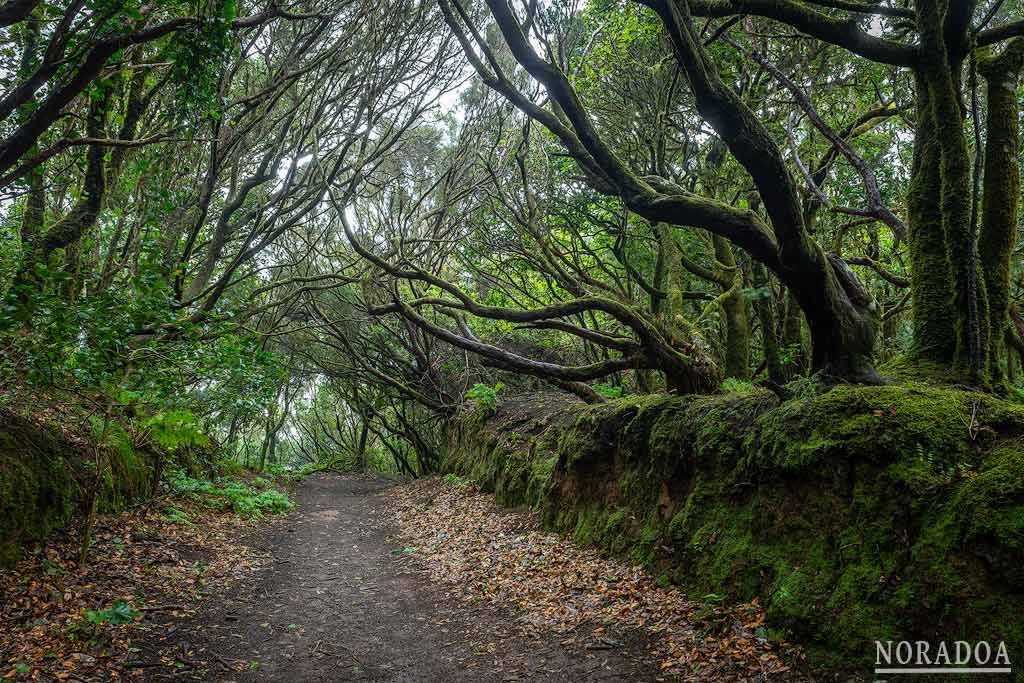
top-left (444, 386), bottom-right (1024, 671)
top-left (0, 409), bottom-right (156, 567)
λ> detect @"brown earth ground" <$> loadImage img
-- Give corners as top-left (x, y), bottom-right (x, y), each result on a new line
top-left (136, 474), bottom-right (669, 682)
top-left (2, 473), bottom-right (814, 682)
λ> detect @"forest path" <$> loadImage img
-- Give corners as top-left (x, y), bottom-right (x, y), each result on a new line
top-left (143, 474), bottom-right (658, 682)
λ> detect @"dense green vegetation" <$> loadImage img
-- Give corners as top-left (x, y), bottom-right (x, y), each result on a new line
top-left (1, 0), bottom-right (1024, 670)
top-left (3, 0), bottom-right (1024, 471)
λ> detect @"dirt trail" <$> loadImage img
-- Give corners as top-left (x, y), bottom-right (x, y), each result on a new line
top-left (141, 474), bottom-right (659, 682)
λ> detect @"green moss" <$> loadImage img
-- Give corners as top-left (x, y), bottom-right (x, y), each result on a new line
top-left (879, 355), bottom-right (962, 385)
top-left (630, 519), bottom-right (662, 566)
top-left (751, 385), bottom-right (1016, 473)
top-left (571, 507), bottom-right (600, 545)
top-left (443, 385), bottom-right (1024, 671)
top-left (0, 411), bottom-right (157, 567)
top-left (526, 453), bottom-right (557, 508)
top-left (603, 508), bottom-right (627, 536)
top-left (0, 428), bottom-right (79, 566)
top-left (945, 446), bottom-right (1024, 550)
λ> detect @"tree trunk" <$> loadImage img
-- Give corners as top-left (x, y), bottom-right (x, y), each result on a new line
top-left (908, 69), bottom-right (958, 367)
top-left (978, 39), bottom-right (1024, 382)
top-left (779, 288), bottom-right (808, 380)
top-left (13, 87), bottom-right (109, 299)
top-left (753, 263), bottom-right (784, 383)
top-left (355, 419), bottom-right (369, 471)
top-left (796, 254), bottom-right (879, 382)
top-left (905, 0), bottom-right (993, 383)
top-left (713, 236), bottom-right (750, 379)
top-left (16, 14), bottom-right (43, 250)
top-left (653, 222), bottom-right (722, 392)
top-left (60, 237), bottom-right (82, 301)
top-left (908, 22), bottom-right (1024, 386)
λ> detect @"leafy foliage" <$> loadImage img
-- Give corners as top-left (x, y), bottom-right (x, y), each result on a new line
top-left (465, 383), bottom-right (504, 415)
top-left (85, 600), bottom-right (138, 626)
top-left (593, 382), bottom-right (624, 399)
top-left (167, 0), bottom-right (237, 118)
top-left (144, 410), bottom-right (210, 451)
top-left (165, 471), bottom-right (293, 518)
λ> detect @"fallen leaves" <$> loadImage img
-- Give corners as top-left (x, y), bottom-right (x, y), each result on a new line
top-left (387, 478), bottom-right (804, 682)
top-left (0, 495), bottom-right (271, 681)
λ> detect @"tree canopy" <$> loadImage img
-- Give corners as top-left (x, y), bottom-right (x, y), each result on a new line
top-left (2, 0), bottom-right (1024, 474)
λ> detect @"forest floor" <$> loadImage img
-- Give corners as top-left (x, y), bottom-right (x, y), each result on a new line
top-left (2, 474), bottom-right (813, 682)
top-left (137, 473), bottom-right (670, 682)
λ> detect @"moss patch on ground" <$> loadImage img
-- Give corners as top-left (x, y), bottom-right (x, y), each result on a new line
top-left (0, 409), bottom-right (156, 567)
top-left (444, 385), bottom-right (1024, 673)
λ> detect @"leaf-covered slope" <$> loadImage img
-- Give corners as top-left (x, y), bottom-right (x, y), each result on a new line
top-left (444, 386), bottom-right (1024, 671)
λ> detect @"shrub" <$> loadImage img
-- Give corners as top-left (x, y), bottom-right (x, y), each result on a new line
top-left (466, 382), bottom-right (504, 414)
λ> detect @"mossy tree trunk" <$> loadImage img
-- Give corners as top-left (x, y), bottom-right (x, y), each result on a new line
top-left (698, 144), bottom-right (750, 380)
top-left (652, 222), bottom-right (722, 392)
top-left (13, 87), bottom-right (110, 301)
top-left (795, 254), bottom-right (879, 382)
top-left (780, 288), bottom-right (808, 380)
top-left (753, 263), bottom-right (785, 383)
top-left (15, 14), bottom-right (44, 256)
top-left (907, 3), bottom-right (1023, 386)
top-left (907, 69), bottom-right (957, 366)
top-left (978, 39), bottom-right (1024, 382)
top-left (355, 419), bottom-right (370, 470)
top-left (713, 236), bottom-right (750, 379)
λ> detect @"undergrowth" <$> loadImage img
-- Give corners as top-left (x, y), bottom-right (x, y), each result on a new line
top-left (165, 470), bottom-right (294, 518)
